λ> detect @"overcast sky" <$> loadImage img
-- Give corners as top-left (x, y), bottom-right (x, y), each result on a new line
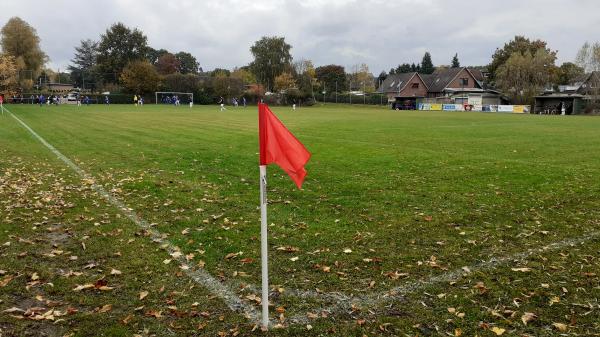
top-left (2, 0), bottom-right (599, 74)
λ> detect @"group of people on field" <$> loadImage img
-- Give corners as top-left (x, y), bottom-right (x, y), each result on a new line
top-left (218, 96), bottom-right (247, 111)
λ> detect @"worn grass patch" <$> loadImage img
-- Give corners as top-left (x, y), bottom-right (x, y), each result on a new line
top-left (1, 103), bottom-right (600, 336)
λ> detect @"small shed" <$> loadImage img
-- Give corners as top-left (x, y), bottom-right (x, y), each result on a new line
top-left (534, 94), bottom-right (585, 115)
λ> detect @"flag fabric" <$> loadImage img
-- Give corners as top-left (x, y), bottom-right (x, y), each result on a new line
top-left (259, 103), bottom-right (311, 188)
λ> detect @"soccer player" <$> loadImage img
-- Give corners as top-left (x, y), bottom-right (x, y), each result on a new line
top-left (105, 95), bottom-right (110, 105)
top-left (134, 95), bottom-right (138, 106)
top-left (0, 94), bottom-right (4, 114)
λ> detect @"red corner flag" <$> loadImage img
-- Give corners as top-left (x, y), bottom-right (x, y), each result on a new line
top-left (259, 103), bottom-right (311, 188)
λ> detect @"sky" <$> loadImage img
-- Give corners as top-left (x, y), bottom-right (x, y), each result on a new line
top-left (1, 0), bottom-right (600, 74)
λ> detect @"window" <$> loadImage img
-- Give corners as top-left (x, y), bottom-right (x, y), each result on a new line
top-left (411, 83), bottom-right (419, 89)
top-left (460, 78), bottom-right (469, 86)
top-left (389, 81), bottom-right (395, 88)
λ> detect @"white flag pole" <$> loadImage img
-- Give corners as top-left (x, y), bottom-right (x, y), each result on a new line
top-left (259, 164), bottom-right (269, 329)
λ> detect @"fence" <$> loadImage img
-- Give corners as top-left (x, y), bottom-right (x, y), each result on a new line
top-left (418, 103), bottom-right (531, 113)
top-left (318, 92), bottom-right (388, 105)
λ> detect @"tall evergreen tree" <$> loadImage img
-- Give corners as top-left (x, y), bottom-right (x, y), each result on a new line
top-left (420, 52), bottom-right (434, 74)
top-left (68, 39), bottom-right (98, 88)
top-left (451, 53), bottom-right (460, 68)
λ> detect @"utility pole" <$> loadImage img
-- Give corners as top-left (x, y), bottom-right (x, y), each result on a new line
top-left (363, 82), bottom-right (366, 105)
top-left (335, 81), bottom-right (338, 103)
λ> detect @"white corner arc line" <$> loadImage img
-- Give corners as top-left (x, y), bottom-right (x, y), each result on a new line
top-left (7, 108), bottom-right (263, 325)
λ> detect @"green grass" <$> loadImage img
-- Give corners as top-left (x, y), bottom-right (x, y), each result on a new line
top-left (1, 103), bottom-right (600, 336)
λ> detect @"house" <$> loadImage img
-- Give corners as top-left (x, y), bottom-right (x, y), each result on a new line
top-left (377, 72), bottom-right (428, 109)
top-left (535, 71), bottom-right (599, 114)
top-left (46, 82), bottom-right (74, 92)
top-left (557, 71), bottom-right (600, 95)
top-left (421, 67), bottom-right (506, 106)
top-left (377, 67), bottom-right (506, 109)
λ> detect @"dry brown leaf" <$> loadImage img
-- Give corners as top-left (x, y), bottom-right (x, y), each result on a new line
top-left (521, 312), bottom-right (536, 325)
top-left (552, 323), bottom-right (568, 332)
top-left (0, 275), bottom-right (14, 287)
top-left (98, 304), bottom-right (112, 313)
top-left (139, 291), bottom-right (149, 300)
top-left (145, 310), bottom-right (162, 318)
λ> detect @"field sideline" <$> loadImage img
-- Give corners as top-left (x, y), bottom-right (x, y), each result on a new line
top-left (1, 103), bottom-right (600, 336)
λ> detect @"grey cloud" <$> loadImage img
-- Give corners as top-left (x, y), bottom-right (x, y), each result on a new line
top-left (1, 0), bottom-right (599, 74)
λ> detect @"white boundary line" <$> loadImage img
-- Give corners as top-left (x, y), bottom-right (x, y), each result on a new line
top-left (6, 107), bottom-right (264, 325)
top-left (8, 106), bottom-right (600, 328)
top-left (285, 223), bottom-right (600, 325)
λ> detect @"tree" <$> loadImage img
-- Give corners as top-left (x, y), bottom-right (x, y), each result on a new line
top-left (0, 54), bottom-right (19, 94)
top-left (175, 52), bottom-right (199, 74)
top-left (120, 60), bottom-right (160, 94)
top-left (410, 63), bottom-right (421, 72)
top-left (211, 68), bottom-right (231, 77)
top-left (155, 53), bottom-right (180, 75)
top-left (396, 63), bottom-right (412, 73)
top-left (96, 23), bottom-right (149, 83)
top-left (575, 41), bottom-right (600, 72)
top-left (68, 39), bottom-right (98, 89)
top-left (274, 72), bottom-right (296, 92)
top-left (376, 71), bottom-right (387, 88)
top-left (212, 74), bottom-right (243, 100)
top-left (147, 48), bottom-right (169, 65)
top-left (557, 62), bottom-right (584, 85)
top-left (249, 36), bottom-right (292, 91)
top-left (420, 52), bottom-right (434, 74)
top-left (231, 67), bottom-right (256, 84)
top-left (575, 41), bottom-right (600, 110)
top-left (348, 63), bottom-right (375, 92)
top-left (495, 48), bottom-right (556, 105)
top-left (0, 17), bottom-right (47, 83)
top-left (489, 36), bottom-right (556, 81)
top-left (292, 59), bottom-right (316, 99)
top-left (162, 73), bottom-right (200, 93)
top-left (315, 65), bottom-right (347, 92)
top-left (451, 53), bottom-right (460, 68)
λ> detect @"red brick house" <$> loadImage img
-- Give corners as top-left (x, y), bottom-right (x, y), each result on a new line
top-left (378, 67), bottom-right (506, 109)
top-left (377, 72), bottom-right (428, 109)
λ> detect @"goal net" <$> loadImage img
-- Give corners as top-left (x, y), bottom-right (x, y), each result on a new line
top-left (155, 92), bottom-right (194, 105)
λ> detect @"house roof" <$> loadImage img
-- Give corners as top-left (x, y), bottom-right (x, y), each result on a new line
top-left (377, 72), bottom-right (420, 93)
top-left (423, 67), bottom-right (482, 92)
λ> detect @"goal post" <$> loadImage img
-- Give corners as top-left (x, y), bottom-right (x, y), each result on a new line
top-left (154, 92), bottom-right (194, 105)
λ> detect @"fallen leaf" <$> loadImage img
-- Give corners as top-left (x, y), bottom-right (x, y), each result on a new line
top-left (0, 275), bottom-right (14, 287)
top-left (521, 312), bottom-right (536, 325)
top-left (240, 258), bottom-right (254, 264)
top-left (110, 269), bottom-right (122, 275)
top-left (224, 252), bottom-right (240, 260)
top-left (98, 304), bottom-right (112, 313)
top-left (139, 291), bottom-right (149, 300)
top-left (145, 310), bottom-right (162, 318)
top-left (511, 267), bottom-right (531, 272)
top-left (491, 327), bottom-right (506, 335)
top-left (552, 323), bottom-right (567, 332)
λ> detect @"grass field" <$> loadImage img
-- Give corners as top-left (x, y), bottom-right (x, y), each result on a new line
top-left (1, 103), bottom-right (600, 336)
